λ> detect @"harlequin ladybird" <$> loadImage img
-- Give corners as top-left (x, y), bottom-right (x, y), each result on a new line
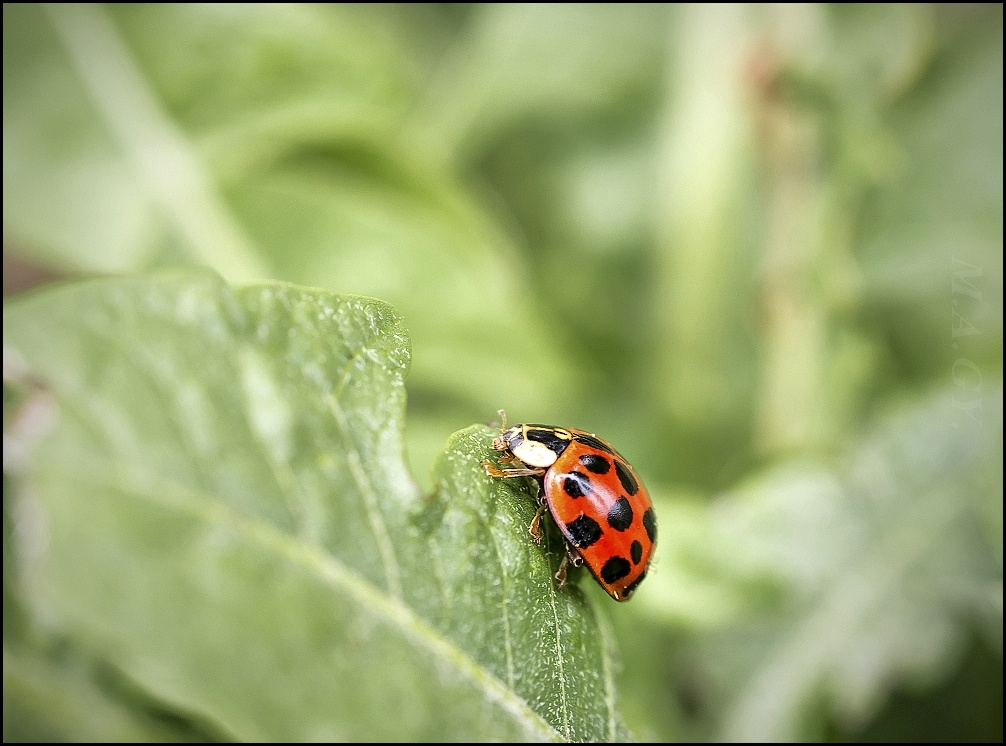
top-left (483, 414), bottom-right (656, 601)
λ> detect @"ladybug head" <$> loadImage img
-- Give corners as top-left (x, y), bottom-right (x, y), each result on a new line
top-left (493, 424), bottom-right (571, 468)
top-left (491, 425), bottom-right (524, 455)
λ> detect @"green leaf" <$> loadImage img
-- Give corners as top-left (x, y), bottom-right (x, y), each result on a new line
top-left (408, 4), bottom-right (667, 160)
top-left (3, 270), bottom-right (627, 741)
top-left (3, 645), bottom-right (214, 742)
top-left (648, 386), bottom-right (1002, 740)
top-left (1, 3), bottom-right (405, 279)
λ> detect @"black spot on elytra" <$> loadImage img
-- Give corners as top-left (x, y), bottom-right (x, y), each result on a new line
top-left (623, 568), bottom-right (647, 597)
top-left (573, 433), bottom-right (615, 455)
top-left (600, 556), bottom-right (631, 583)
top-left (562, 472), bottom-right (591, 498)
top-left (642, 507), bottom-right (657, 543)
top-left (630, 540), bottom-right (643, 565)
top-left (606, 496), bottom-right (634, 531)
top-left (614, 460), bottom-right (638, 495)
top-left (525, 427), bottom-right (571, 456)
top-left (566, 514), bottom-right (602, 549)
top-left (579, 453), bottom-right (610, 474)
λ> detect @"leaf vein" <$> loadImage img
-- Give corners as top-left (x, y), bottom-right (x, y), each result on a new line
top-left (326, 393), bottom-right (403, 601)
top-left (588, 595), bottom-right (619, 742)
top-left (545, 534), bottom-right (571, 740)
top-left (472, 509), bottom-right (516, 690)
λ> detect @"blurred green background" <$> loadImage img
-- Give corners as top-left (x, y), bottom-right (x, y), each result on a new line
top-left (3, 3), bottom-right (1002, 741)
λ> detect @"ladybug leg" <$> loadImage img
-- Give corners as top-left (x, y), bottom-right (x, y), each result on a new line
top-left (528, 502), bottom-right (548, 545)
top-left (482, 462), bottom-right (547, 479)
top-left (555, 542), bottom-right (582, 589)
top-left (567, 544), bottom-right (584, 568)
top-left (498, 409), bottom-right (507, 429)
top-left (555, 554), bottom-right (570, 588)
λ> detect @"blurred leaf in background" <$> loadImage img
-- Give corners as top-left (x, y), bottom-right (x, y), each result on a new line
top-left (3, 3), bottom-right (1002, 742)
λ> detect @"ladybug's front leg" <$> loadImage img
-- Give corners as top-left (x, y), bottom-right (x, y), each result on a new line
top-left (483, 462), bottom-right (547, 479)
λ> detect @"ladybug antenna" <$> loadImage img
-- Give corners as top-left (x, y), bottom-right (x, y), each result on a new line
top-left (487, 409), bottom-right (508, 430)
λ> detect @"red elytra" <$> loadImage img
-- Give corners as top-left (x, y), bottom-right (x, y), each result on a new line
top-left (484, 421), bottom-right (656, 601)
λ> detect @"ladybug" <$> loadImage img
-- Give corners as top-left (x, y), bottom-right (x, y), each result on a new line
top-left (483, 413), bottom-right (656, 601)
